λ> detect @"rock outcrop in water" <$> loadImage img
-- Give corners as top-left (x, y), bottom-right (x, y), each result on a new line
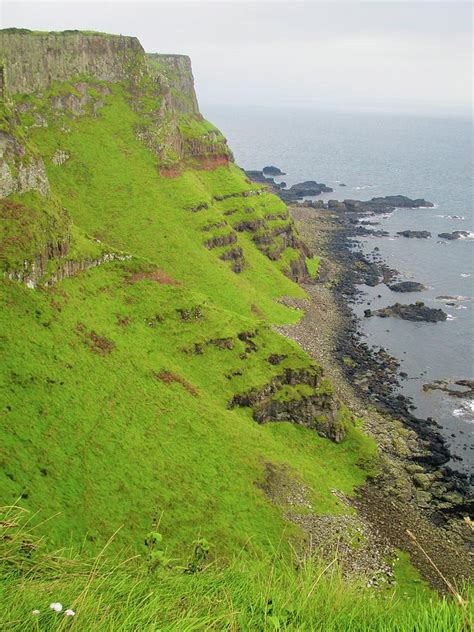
top-left (244, 169), bottom-right (333, 201)
top-left (389, 281), bottom-right (426, 293)
top-left (290, 195), bottom-right (434, 215)
top-left (397, 230), bottom-right (431, 239)
top-left (437, 231), bottom-right (470, 240)
top-left (375, 302), bottom-right (447, 322)
top-left (263, 165), bottom-right (285, 175)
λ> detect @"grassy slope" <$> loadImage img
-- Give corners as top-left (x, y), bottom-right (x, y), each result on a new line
top-left (1, 79), bottom-right (470, 629)
top-left (1, 83), bottom-right (376, 554)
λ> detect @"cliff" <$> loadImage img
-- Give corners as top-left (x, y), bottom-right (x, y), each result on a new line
top-left (0, 30), bottom-right (146, 95)
top-left (0, 28), bottom-right (470, 630)
top-left (147, 53), bottom-right (199, 115)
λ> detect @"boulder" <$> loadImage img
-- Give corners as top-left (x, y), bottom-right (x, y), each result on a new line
top-left (388, 281), bottom-right (426, 293)
top-left (375, 302), bottom-right (447, 322)
top-left (262, 165), bottom-right (285, 176)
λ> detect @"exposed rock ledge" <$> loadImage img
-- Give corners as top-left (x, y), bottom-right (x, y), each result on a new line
top-left (229, 367), bottom-right (348, 443)
top-left (5, 251), bottom-right (132, 288)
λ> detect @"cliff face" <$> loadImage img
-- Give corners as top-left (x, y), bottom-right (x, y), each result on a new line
top-left (0, 31), bottom-right (146, 95)
top-left (147, 53), bottom-right (199, 115)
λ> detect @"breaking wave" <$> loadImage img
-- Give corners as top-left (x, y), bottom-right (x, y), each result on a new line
top-left (453, 400), bottom-right (474, 421)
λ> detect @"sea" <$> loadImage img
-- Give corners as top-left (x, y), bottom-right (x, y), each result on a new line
top-left (204, 105), bottom-right (473, 474)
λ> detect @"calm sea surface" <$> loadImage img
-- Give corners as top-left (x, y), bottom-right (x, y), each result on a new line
top-left (204, 105), bottom-right (473, 473)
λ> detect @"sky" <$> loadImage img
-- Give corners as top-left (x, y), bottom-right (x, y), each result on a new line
top-left (1, 1), bottom-right (472, 115)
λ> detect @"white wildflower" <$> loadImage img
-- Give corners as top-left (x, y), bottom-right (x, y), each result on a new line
top-left (64, 609), bottom-right (75, 617)
top-left (49, 602), bottom-right (63, 612)
top-left (32, 609), bottom-right (40, 616)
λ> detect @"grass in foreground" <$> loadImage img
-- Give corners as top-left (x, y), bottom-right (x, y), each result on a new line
top-left (1, 507), bottom-right (471, 632)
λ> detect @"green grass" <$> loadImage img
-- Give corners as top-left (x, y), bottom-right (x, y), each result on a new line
top-left (1, 506), bottom-right (471, 632)
top-left (306, 256), bottom-right (320, 279)
top-left (0, 80), bottom-right (377, 554)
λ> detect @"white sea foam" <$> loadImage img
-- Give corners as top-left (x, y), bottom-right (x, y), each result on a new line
top-left (446, 314), bottom-right (456, 321)
top-left (434, 214), bottom-right (466, 220)
top-left (460, 273), bottom-right (471, 278)
top-left (452, 400), bottom-right (474, 421)
top-left (456, 305), bottom-right (467, 310)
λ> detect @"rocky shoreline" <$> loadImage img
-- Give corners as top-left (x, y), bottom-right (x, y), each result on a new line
top-left (275, 203), bottom-right (473, 585)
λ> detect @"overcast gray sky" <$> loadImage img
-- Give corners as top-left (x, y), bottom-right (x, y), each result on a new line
top-left (2, 1), bottom-right (472, 115)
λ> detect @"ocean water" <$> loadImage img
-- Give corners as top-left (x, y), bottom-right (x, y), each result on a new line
top-left (204, 105), bottom-right (473, 472)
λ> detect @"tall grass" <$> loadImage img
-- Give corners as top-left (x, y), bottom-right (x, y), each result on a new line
top-left (1, 507), bottom-right (471, 631)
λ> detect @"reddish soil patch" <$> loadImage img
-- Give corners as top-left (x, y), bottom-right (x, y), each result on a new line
top-left (159, 166), bottom-right (182, 178)
top-left (159, 154), bottom-right (230, 178)
top-left (116, 314), bottom-right (131, 327)
top-left (194, 154), bottom-right (230, 171)
top-left (76, 323), bottom-right (115, 355)
top-left (251, 303), bottom-right (265, 319)
top-left (127, 270), bottom-right (181, 286)
top-left (154, 369), bottom-right (199, 397)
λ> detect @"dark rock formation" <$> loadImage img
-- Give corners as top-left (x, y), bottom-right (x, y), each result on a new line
top-left (244, 170), bottom-right (270, 184)
top-left (437, 231), bottom-right (470, 241)
top-left (376, 302), bottom-right (447, 322)
top-left (263, 165), bottom-right (285, 176)
top-left (204, 232), bottom-right (237, 249)
top-left (219, 246), bottom-right (245, 273)
top-left (278, 181), bottom-right (333, 203)
top-left (244, 170), bottom-right (333, 203)
top-left (286, 181), bottom-right (333, 197)
top-left (370, 195), bottom-right (433, 208)
top-left (229, 367), bottom-right (348, 443)
top-left (297, 195), bottom-right (434, 215)
top-left (389, 281), bottom-right (426, 293)
top-left (397, 230), bottom-right (431, 239)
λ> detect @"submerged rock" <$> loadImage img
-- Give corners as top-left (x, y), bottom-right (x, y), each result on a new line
top-left (397, 230), bottom-right (431, 239)
top-left (375, 302), bottom-right (447, 322)
top-left (437, 231), bottom-right (470, 240)
top-left (423, 379), bottom-right (474, 398)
